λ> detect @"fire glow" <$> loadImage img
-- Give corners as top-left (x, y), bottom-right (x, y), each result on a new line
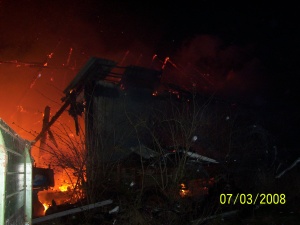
top-left (43, 203), bottom-right (50, 213)
top-left (179, 183), bottom-right (190, 197)
top-left (59, 185), bottom-right (70, 192)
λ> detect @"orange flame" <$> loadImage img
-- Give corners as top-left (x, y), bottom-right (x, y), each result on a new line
top-left (43, 203), bottom-right (50, 212)
top-left (59, 185), bottom-right (70, 192)
top-left (179, 183), bottom-right (190, 197)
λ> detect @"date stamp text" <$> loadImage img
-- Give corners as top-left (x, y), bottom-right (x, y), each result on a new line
top-left (219, 193), bottom-right (286, 205)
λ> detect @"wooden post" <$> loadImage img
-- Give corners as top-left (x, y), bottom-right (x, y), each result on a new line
top-left (38, 106), bottom-right (50, 165)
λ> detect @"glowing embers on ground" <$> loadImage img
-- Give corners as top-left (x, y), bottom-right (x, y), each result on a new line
top-left (37, 166), bottom-right (86, 216)
top-left (179, 178), bottom-right (215, 198)
top-left (38, 184), bottom-right (85, 216)
top-left (179, 183), bottom-right (191, 197)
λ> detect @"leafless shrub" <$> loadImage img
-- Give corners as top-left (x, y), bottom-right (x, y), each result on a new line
top-left (39, 120), bottom-right (87, 202)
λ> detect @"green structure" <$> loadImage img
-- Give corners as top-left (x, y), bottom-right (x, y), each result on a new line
top-left (0, 118), bottom-right (32, 225)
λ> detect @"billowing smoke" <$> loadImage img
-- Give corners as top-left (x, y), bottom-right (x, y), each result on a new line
top-left (173, 34), bottom-right (268, 104)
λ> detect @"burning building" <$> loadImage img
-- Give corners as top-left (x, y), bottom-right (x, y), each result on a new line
top-left (59, 57), bottom-right (218, 203)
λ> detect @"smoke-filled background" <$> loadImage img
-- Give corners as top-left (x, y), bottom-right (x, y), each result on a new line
top-left (0, 0), bottom-right (299, 157)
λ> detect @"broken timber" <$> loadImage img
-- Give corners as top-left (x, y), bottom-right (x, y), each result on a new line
top-left (32, 57), bottom-right (116, 144)
top-left (32, 199), bottom-right (113, 224)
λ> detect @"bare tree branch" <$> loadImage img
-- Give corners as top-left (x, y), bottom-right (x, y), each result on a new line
top-left (276, 157), bottom-right (300, 178)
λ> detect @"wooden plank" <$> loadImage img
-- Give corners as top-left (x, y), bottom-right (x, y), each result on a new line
top-left (32, 199), bottom-right (113, 224)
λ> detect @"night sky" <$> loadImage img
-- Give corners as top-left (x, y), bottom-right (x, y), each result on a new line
top-left (0, 0), bottom-right (299, 147)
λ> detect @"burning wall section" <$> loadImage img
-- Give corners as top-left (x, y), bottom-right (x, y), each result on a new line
top-left (83, 63), bottom-right (215, 202)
